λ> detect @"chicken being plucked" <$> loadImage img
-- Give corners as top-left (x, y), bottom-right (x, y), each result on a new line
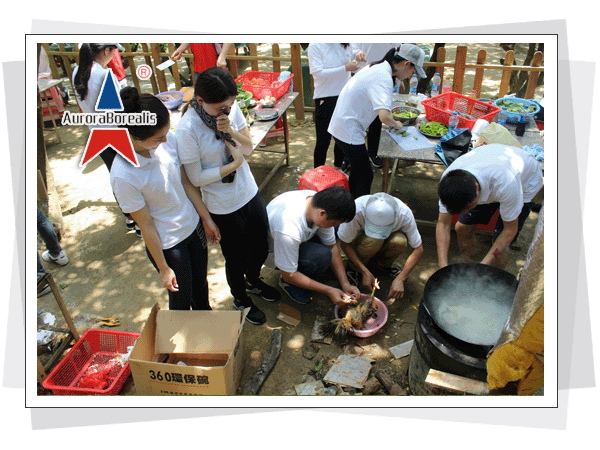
top-left (319, 279), bottom-right (380, 340)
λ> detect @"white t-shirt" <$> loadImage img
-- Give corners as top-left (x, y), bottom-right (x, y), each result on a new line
top-left (308, 43), bottom-right (359, 99)
top-left (265, 190), bottom-right (337, 273)
top-left (72, 62), bottom-right (116, 130)
top-left (328, 61), bottom-right (393, 145)
top-left (175, 100), bottom-right (258, 215)
top-left (338, 195), bottom-right (422, 248)
top-left (438, 144), bottom-right (544, 222)
top-left (110, 132), bottom-right (200, 250)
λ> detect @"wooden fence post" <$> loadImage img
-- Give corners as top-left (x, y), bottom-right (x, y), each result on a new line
top-left (272, 44), bottom-right (281, 73)
top-left (248, 44), bottom-right (259, 72)
top-left (151, 43), bottom-right (168, 93)
top-left (499, 50), bottom-right (515, 98)
top-left (123, 43), bottom-right (142, 93)
top-left (167, 43), bottom-right (182, 91)
top-left (141, 43), bottom-right (159, 94)
top-left (473, 49), bottom-right (487, 98)
top-left (525, 51), bottom-right (543, 99)
top-left (290, 43), bottom-right (305, 121)
top-left (453, 45), bottom-right (467, 94)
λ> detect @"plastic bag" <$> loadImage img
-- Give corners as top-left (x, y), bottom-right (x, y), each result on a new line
top-left (434, 128), bottom-right (472, 167)
top-left (478, 122), bottom-right (522, 148)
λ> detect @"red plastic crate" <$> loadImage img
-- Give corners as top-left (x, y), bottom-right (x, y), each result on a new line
top-left (299, 165), bottom-right (349, 192)
top-left (235, 71), bottom-right (293, 101)
top-left (421, 92), bottom-right (500, 130)
top-left (42, 329), bottom-right (140, 395)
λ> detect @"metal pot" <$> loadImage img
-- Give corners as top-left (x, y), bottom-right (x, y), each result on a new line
top-left (422, 263), bottom-right (518, 347)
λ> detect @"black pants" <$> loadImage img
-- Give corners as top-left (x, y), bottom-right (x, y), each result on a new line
top-left (210, 191), bottom-right (270, 304)
top-left (100, 147), bottom-right (132, 220)
top-left (334, 138), bottom-right (373, 199)
top-left (313, 96), bottom-right (345, 168)
top-left (146, 222), bottom-right (209, 310)
top-left (366, 116), bottom-right (382, 158)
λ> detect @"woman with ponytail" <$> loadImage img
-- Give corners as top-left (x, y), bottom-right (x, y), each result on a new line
top-left (110, 87), bottom-right (220, 311)
top-left (175, 67), bottom-right (279, 325)
top-left (328, 44), bottom-right (427, 199)
top-left (72, 43), bottom-right (140, 234)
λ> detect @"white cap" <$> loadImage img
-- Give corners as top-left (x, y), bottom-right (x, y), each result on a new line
top-left (364, 193), bottom-right (399, 240)
top-left (396, 44), bottom-right (426, 78)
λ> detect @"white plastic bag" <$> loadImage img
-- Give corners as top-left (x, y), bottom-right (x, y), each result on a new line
top-left (477, 122), bottom-right (522, 148)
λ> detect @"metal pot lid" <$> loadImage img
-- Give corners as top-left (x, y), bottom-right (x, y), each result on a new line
top-left (422, 263), bottom-right (518, 346)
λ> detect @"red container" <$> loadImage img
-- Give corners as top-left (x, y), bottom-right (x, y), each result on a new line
top-left (235, 71), bottom-right (293, 100)
top-left (42, 329), bottom-right (140, 395)
top-left (421, 92), bottom-right (500, 130)
top-left (299, 165), bottom-right (349, 192)
top-left (452, 209), bottom-right (500, 232)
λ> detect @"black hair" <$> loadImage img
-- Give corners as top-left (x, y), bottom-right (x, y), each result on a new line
top-left (181, 66), bottom-right (238, 115)
top-left (194, 66), bottom-right (238, 103)
top-left (312, 186), bottom-right (356, 223)
top-left (371, 46), bottom-right (414, 84)
top-left (74, 43), bottom-right (117, 100)
top-left (119, 86), bottom-right (170, 140)
top-left (438, 169), bottom-right (478, 214)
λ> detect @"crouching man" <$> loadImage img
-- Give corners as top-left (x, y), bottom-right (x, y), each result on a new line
top-left (265, 186), bottom-right (360, 306)
top-left (436, 143), bottom-right (543, 269)
top-left (338, 193), bottom-right (424, 300)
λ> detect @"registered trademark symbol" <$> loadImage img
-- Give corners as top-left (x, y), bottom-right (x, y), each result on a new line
top-left (136, 64), bottom-right (153, 80)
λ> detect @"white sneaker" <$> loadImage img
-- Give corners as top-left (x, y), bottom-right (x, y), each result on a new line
top-left (41, 250), bottom-right (69, 266)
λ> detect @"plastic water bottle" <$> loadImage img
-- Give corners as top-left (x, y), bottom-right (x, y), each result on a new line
top-left (409, 74), bottom-right (418, 95)
top-left (469, 90), bottom-right (476, 99)
top-left (431, 72), bottom-right (441, 97)
top-left (516, 112), bottom-right (528, 136)
top-left (407, 74), bottom-right (419, 106)
top-left (448, 111), bottom-right (459, 130)
top-left (442, 76), bottom-right (452, 94)
top-left (497, 107), bottom-right (508, 126)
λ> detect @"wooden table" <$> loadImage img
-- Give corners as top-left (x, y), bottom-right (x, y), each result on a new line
top-left (378, 110), bottom-right (544, 193)
top-left (247, 91), bottom-right (298, 191)
top-left (169, 91), bottom-right (298, 193)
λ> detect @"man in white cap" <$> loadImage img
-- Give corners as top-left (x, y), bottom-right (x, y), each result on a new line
top-left (338, 193), bottom-right (424, 300)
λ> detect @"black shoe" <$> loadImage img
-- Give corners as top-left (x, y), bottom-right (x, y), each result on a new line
top-left (233, 298), bottom-right (266, 325)
top-left (340, 160), bottom-right (351, 173)
top-left (369, 155), bottom-right (383, 168)
top-left (246, 278), bottom-right (281, 302)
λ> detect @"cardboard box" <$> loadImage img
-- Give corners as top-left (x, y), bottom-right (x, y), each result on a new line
top-left (129, 303), bottom-right (247, 395)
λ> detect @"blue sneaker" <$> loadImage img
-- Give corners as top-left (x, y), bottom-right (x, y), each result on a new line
top-left (278, 278), bottom-right (312, 305)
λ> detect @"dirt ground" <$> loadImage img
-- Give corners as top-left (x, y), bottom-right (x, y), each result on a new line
top-left (37, 43), bottom-right (542, 396)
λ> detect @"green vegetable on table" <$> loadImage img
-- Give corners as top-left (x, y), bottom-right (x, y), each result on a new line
top-left (419, 121), bottom-right (449, 136)
top-left (393, 110), bottom-right (418, 118)
top-left (497, 99), bottom-right (537, 114)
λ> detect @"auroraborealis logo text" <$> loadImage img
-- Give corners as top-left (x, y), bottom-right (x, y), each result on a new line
top-left (66, 68), bottom-right (157, 168)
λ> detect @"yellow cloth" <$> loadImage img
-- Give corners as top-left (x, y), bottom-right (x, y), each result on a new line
top-left (487, 302), bottom-right (544, 395)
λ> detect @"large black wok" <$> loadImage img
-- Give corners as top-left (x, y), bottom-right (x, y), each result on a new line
top-left (422, 263), bottom-right (518, 346)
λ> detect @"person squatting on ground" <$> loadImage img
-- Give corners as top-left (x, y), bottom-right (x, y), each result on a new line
top-left (265, 186), bottom-right (361, 306)
top-left (72, 43), bottom-right (140, 235)
top-left (110, 87), bottom-right (220, 311)
top-left (307, 43), bottom-right (366, 170)
top-left (436, 143), bottom-right (544, 270)
top-left (337, 193), bottom-right (424, 301)
top-left (175, 67), bottom-right (279, 325)
top-left (37, 208), bottom-right (69, 297)
top-left (328, 44), bottom-right (426, 198)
